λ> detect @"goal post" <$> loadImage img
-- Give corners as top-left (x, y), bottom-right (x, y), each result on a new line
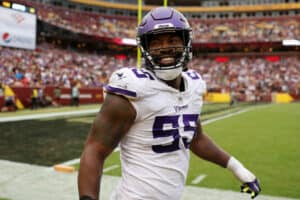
top-left (137, 0), bottom-right (142, 68)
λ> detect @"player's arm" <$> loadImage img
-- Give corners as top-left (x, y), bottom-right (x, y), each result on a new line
top-left (190, 120), bottom-right (230, 167)
top-left (190, 120), bottom-right (261, 199)
top-left (78, 93), bottom-right (136, 200)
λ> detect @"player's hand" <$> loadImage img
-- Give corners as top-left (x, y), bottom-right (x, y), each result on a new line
top-left (241, 179), bottom-right (261, 199)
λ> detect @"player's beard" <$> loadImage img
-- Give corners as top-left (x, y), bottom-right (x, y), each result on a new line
top-left (150, 47), bottom-right (184, 80)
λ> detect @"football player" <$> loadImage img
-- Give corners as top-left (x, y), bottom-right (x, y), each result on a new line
top-left (78, 7), bottom-right (261, 200)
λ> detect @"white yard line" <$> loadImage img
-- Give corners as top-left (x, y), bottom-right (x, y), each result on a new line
top-left (202, 106), bottom-right (255, 125)
top-left (103, 165), bottom-right (119, 173)
top-left (58, 158), bottom-right (81, 166)
top-left (191, 174), bottom-right (207, 184)
top-left (0, 108), bottom-right (99, 122)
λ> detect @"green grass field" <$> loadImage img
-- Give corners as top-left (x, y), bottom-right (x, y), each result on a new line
top-left (1, 102), bottom-right (299, 199)
top-left (78, 103), bottom-right (300, 199)
top-left (190, 103), bottom-right (300, 198)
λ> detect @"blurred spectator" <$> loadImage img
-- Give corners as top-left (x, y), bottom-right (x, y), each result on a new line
top-left (54, 86), bottom-right (61, 106)
top-left (37, 86), bottom-right (46, 107)
top-left (1, 84), bottom-right (17, 112)
top-left (31, 87), bottom-right (38, 109)
top-left (71, 83), bottom-right (80, 107)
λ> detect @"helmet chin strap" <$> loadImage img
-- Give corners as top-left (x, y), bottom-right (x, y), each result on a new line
top-left (154, 67), bottom-right (183, 81)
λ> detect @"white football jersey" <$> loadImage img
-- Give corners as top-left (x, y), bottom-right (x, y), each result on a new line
top-left (105, 67), bottom-right (206, 200)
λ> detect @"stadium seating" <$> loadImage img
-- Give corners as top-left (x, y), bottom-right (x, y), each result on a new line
top-left (1, 44), bottom-right (299, 103)
top-left (11, 0), bottom-right (300, 43)
top-left (1, 0), bottom-right (299, 108)
top-left (0, 44), bottom-right (135, 88)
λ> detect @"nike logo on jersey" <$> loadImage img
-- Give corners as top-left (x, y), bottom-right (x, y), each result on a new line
top-left (174, 104), bottom-right (188, 112)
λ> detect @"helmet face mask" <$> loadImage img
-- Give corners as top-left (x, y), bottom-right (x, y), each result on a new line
top-left (147, 32), bottom-right (185, 68)
top-left (137, 7), bottom-right (192, 80)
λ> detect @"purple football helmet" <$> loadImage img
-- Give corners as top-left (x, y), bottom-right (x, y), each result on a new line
top-left (137, 7), bottom-right (192, 73)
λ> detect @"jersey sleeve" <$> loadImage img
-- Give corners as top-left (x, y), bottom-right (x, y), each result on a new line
top-left (104, 67), bottom-right (140, 100)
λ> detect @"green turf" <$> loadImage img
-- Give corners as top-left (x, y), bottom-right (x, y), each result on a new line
top-left (1, 102), bottom-right (300, 198)
top-left (74, 103), bottom-right (300, 198)
top-left (0, 117), bottom-right (93, 166)
top-left (1, 102), bottom-right (235, 166)
top-left (72, 102), bottom-right (247, 171)
top-left (187, 103), bottom-right (300, 198)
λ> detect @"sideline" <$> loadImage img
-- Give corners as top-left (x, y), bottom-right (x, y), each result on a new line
top-left (0, 160), bottom-right (298, 200)
top-left (0, 104), bottom-right (267, 123)
top-left (1, 104), bottom-right (298, 200)
top-left (0, 108), bottom-right (99, 122)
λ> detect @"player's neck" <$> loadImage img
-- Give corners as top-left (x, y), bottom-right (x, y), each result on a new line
top-left (164, 76), bottom-right (184, 91)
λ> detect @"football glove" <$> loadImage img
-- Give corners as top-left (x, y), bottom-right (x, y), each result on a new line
top-left (241, 179), bottom-right (261, 199)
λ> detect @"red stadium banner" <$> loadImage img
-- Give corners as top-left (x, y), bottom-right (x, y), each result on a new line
top-left (215, 56), bottom-right (229, 63)
top-left (115, 54), bottom-right (127, 60)
top-left (265, 55), bottom-right (280, 62)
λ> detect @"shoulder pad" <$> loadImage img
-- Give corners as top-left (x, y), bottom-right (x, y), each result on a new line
top-left (104, 67), bottom-right (156, 99)
top-left (104, 68), bottom-right (138, 99)
top-left (184, 70), bottom-right (207, 95)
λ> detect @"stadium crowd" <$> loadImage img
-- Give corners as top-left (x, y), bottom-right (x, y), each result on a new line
top-left (1, 44), bottom-right (299, 102)
top-left (32, 2), bottom-right (300, 43)
top-left (11, 0), bottom-right (300, 43)
top-left (0, 44), bottom-right (135, 88)
top-left (37, 3), bottom-right (136, 39)
top-left (188, 56), bottom-right (300, 101)
top-left (192, 18), bottom-right (300, 43)
top-left (0, 1), bottom-right (299, 108)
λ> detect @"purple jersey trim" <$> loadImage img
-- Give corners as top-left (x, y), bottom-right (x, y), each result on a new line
top-left (105, 85), bottom-right (137, 98)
